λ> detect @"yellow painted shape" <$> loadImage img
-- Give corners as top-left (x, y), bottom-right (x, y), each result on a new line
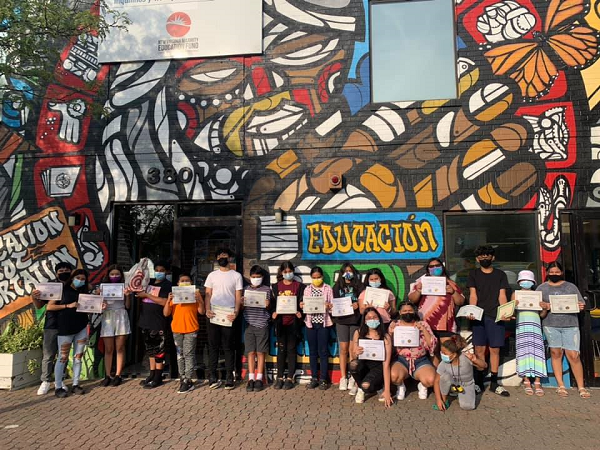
top-left (414, 175), bottom-right (433, 208)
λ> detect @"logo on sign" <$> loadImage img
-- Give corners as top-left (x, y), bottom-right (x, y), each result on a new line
top-left (166, 12), bottom-right (191, 38)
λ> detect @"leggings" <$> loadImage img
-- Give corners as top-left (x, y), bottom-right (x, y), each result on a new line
top-left (439, 373), bottom-right (476, 410)
top-left (306, 323), bottom-right (330, 382)
top-left (349, 359), bottom-right (384, 393)
top-left (173, 332), bottom-right (197, 380)
top-left (276, 324), bottom-right (297, 379)
top-left (55, 327), bottom-right (88, 389)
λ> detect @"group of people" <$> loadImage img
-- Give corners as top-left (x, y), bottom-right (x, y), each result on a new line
top-left (30, 245), bottom-right (591, 408)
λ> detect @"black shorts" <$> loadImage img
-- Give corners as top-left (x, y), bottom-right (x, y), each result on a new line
top-left (141, 329), bottom-right (166, 360)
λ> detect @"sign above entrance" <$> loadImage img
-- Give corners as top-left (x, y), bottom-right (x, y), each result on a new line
top-left (99, 0), bottom-right (263, 63)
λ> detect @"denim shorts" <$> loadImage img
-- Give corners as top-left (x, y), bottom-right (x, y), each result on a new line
top-left (544, 326), bottom-right (580, 352)
top-left (396, 355), bottom-right (433, 377)
top-left (472, 315), bottom-right (506, 348)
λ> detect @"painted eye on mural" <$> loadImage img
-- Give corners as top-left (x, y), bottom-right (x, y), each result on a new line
top-left (270, 34), bottom-right (340, 66)
top-left (178, 61), bottom-right (243, 95)
top-left (457, 57), bottom-right (475, 77)
top-left (191, 68), bottom-right (238, 83)
top-left (246, 103), bottom-right (307, 137)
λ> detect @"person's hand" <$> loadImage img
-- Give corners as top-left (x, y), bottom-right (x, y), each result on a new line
top-left (32, 289), bottom-right (41, 300)
top-left (383, 301), bottom-right (391, 312)
top-left (468, 314), bottom-right (476, 321)
top-left (195, 290), bottom-right (202, 301)
top-left (355, 346), bottom-right (364, 356)
top-left (102, 301), bottom-right (107, 311)
top-left (415, 282), bottom-right (422, 293)
top-left (352, 301), bottom-right (359, 310)
top-left (265, 299), bottom-right (270, 309)
top-left (136, 291), bottom-right (148, 299)
top-left (383, 391), bottom-right (393, 408)
top-left (124, 287), bottom-right (132, 296)
top-left (240, 296), bottom-right (245, 306)
top-left (206, 310), bottom-right (215, 318)
top-left (295, 311), bottom-right (302, 319)
top-left (415, 321), bottom-right (426, 332)
top-left (272, 312), bottom-right (278, 319)
top-left (299, 301), bottom-right (304, 309)
top-left (436, 399), bottom-right (447, 412)
top-left (464, 352), bottom-right (476, 363)
top-left (579, 301), bottom-right (585, 311)
top-left (388, 321), bottom-right (396, 334)
top-left (92, 288), bottom-right (100, 295)
top-left (501, 314), bottom-right (514, 322)
top-left (326, 302), bottom-right (332, 311)
top-left (446, 284), bottom-right (455, 295)
top-left (227, 313), bottom-right (236, 322)
top-left (541, 301), bottom-right (551, 310)
top-left (515, 299), bottom-right (520, 306)
top-left (68, 302), bottom-right (78, 309)
top-left (168, 292), bottom-right (174, 301)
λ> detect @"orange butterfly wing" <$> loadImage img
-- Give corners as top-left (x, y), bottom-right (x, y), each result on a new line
top-left (548, 26), bottom-right (599, 67)
top-left (485, 43), bottom-right (558, 98)
top-left (544, 0), bottom-right (586, 33)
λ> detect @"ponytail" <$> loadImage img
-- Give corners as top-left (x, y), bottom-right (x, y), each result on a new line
top-left (442, 334), bottom-right (467, 354)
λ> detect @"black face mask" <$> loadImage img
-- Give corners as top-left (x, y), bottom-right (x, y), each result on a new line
top-left (547, 274), bottom-right (563, 283)
top-left (479, 259), bottom-right (492, 268)
top-left (217, 257), bottom-right (229, 267)
top-left (401, 313), bottom-right (417, 323)
top-left (57, 272), bottom-right (71, 282)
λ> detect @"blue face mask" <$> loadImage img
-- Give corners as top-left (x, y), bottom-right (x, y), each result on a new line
top-left (283, 272), bottom-right (294, 281)
top-left (369, 281), bottom-right (381, 288)
top-left (366, 319), bottom-right (380, 329)
top-left (441, 354), bottom-right (453, 364)
top-left (519, 281), bottom-right (534, 290)
top-left (73, 279), bottom-right (86, 289)
top-left (429, 267), bottom-right (444, 277)
top-left (343, 272), bottom-right (354, 280)
top-left (155, 272), bottom-right (165, 281)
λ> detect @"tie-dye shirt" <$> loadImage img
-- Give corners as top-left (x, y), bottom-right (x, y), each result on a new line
top-left (411, 275), bottom-right (463, 333)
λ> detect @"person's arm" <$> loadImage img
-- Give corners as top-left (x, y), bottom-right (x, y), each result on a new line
top-left (433, 372), bottom-right (446, 412)
top-left (469, 287), bottom-right (478, 306)
top-left (196, 289), bottom-right (205, 315)
top-left (47, 299), bottom-right (75, 311)
top-left (448, 281), bottom-right (465, 306)
top-left (270, 284), bottom-right (278, 319)
top-left (464, 351), bottom-right (487, 370)
top-left (231, 289), bottom-right (243, 321)
top-left (498, 289), bottom-right (508, 306)
top-left (416, 321), bottom-right (435, 351)
top-left (204, 287), bottom-right (214, 318)
top-left (30, 290), bottom-right (44, 309)
top-left (407, 281), bottom-right (422, 304)
top-left (383, 334), bottom-right (393, 408)
top-left (358, 291), bottom-right (367, 315)
top-left (295, 284), bottom-right (304, 319)
top-left (349, 329), bottom-right (358, 360)
top-left (387, 292), bottom-right (397, 316)
top-left (163, 294), bottom-right (173, 317)
top-left (124, 290), bottom-right (132, 310)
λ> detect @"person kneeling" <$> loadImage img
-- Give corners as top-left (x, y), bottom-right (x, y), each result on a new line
top-left (433, 335), bottom-right (487, 411)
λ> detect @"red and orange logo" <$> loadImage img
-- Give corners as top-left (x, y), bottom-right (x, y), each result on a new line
top-left (166, 12), bottom-right (191, 38)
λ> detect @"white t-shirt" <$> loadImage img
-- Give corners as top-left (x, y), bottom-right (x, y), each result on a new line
top-left (204, 269), bottom-right (243, 308)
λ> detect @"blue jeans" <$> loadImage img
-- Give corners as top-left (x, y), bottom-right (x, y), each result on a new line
top-left (307, 323), bottom-right (331, 382)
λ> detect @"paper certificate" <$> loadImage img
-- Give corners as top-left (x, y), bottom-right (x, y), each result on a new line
top-left (550, 295), bottom-right (580, 314)
top-left (36, 282), bottom-right (63, 301)
top-left (210, 305), bottom-right (234, 327)
top-left (76, 294), bottom-right (104, 313)
top-left (495, 300), bottom-right (516, 322)
top-left (276, 296), bottom-right (297, 314)
top-left (421, 276), bottom-right (447, 296)
top-left (358, 339), bottom-right (385, 361)
top-left (303, 296), bottom-right (325, 314)
top-left (393, 326), bottom-right (420, 347)
top-left (142, 285), bottom-right (161, 304)
top-left (244, 290), bottom-right (267, 308)
top-left (364, 287), bottom-right (388, 308)
top-left (456, 305), bottom-right (484, 321)
top-left (515, 290), bottom-right (543, 311)
top-left (332, 297), bottom-right (354, 317)
top-left (172, 286), bottom-right (196, 304)
top-left (101, 283), bottom-right (124, 300)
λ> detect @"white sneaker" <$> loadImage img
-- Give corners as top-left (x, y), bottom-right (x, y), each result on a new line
top-left (347, 376), bottom-right (356, 392)
top-left (355, 388), bottom-right (365, 404)
top-left (417, 382), bottom-right (428, 400)
top-left (37, 381), bottom-right (51, 395)
top-left (349, 384), bottom-right (358, 396)
top-left (339, 377), bottom-right (348, 391)
top-left (396, 383), bottom-right (406, 400)
top-left (377, 388), bottom-right (385, 402)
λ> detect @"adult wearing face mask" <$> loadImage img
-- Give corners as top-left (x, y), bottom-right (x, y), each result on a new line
top-left (408, 258), bottom-right (464, 366)
top-left (349, 307), bottom-right (393, 406)
top-left (467, 245), bottom-right (511, 397)
top-left (136, 261), bottom-right (172, 389)
top-left (358, 268), bottom-right (396, 327)
top-left (47, 269), bottom-right (92, 398)
top-left (270, 261), bottom-right (304, 390)
top-left (332, 263), bottom-right (363, 393)
top-left (30, 262), bottom-right (73, 396)
top-left (204, 248), bottom-right (243, 390)
top-left (537, 261), bottom-right (590, 398)
top-left (301, 266), bottom-right (334, 390)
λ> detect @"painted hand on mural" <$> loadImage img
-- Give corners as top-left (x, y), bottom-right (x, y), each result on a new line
top-left (48, 99), bottom-right (86, 144)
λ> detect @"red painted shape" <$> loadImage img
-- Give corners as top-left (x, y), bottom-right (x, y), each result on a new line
top-left (252, 67), bottom-right (271, 96)
top-left (177, 101), bottom-right (197, 139)
top-left (293, 89), bottom-right (315, 117)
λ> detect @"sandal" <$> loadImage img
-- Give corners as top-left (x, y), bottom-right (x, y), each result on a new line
top-left (523, 382), bottom-right (534, 396)
top-left (579, 388), bottom-right (591, 399)
top-left (556, 386), bottom-right (568, 397)
top-left (534, 382), bottom-right (544, 397)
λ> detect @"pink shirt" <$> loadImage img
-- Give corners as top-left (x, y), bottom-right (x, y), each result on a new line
top-left (303, 284), bottom-right (334, 328)
top-left (358, 289), bottom-right (396, 323)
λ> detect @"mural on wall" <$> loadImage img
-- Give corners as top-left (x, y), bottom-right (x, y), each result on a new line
top-left (1, 1), bottom-right (600, 382)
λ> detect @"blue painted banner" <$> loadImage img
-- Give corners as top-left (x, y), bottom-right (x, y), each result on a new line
top-left (300, 212), bottom-right (443, 261)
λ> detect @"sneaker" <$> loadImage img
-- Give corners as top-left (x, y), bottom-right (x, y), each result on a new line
top-left (143, 379), bottom-right (162, 390)
top-left (349, 384), bottom-right (358, 396)
top-left (396, 384), bottom-right (406, 401)
top-left (307, 379), bottom-right (319, 389)
top-left (355, 388), bottom-right (365, 404)
top-left (339, 377), bottom-right (348, 391)
top-left (139, 373), bottom-right (153, 387)
top-left (209, 379), bottom-right (222, 390)
top-left (319, 380), bottom-right (330, 391)
top-left (378, 389), bottom-right (385, 402)
top-left (274, 378), bottom-right (284, 390)
top-left (37, 381), bottom-right (51, 396)
top-left (111, 376), bottom-right (123, 387)
top-left (283, 379), bottom-right (295, 390)
top-left (54, 388), bottom-right (68, 398)
top-left (246, 380), bottom-right (255, 392)
top-left (475, 384), bottom-right (483, 395)
top-left (71, 385), bottom-right (85, 395)
top-left (224, 379), bottom-right (235, 390)
top-left (254, 380), bottom-right (264, 392)
top-left (493, 385), bottom-right (510, 397)
top-left (417, 382), bottom-right (428, 400)
top-left (101, 377), bottom-right (112, 387)
top-left (178, 379), bottom-right (194, 394)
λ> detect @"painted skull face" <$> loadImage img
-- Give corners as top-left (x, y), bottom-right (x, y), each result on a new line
top-left (174, 0), bottom-right (364, 157)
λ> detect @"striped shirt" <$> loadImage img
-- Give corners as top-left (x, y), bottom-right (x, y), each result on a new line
top-left (243, 285), bottom-right (271, 328)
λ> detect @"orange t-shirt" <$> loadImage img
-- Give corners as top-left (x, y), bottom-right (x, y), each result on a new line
top-left (170, 301), bottom-right (199, 334)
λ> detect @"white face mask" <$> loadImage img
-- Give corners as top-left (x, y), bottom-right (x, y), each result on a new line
top-left (250, 277), bottom-right (263, 287)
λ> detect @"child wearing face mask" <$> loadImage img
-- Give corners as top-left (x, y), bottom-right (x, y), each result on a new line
top-left (301, 266), bottom-right (334, 390)
top-left (358, 268), bottom-right (396, 327)
top-left (511, 270), bottom-right (547, 396)
top-left (164, 274), bottom-right (204, 393)
top-left (242, 265), bottom-right (271, 392)
top-left (433, 335), bottom-right (487, 411)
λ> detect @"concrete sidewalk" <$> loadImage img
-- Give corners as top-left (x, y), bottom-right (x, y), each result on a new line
top-left (0, 379), bottom-right (597, 450)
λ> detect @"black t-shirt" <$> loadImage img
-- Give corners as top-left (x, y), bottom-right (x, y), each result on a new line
top-left (138, 279), bottom-right (172, 331)
top-left (57, 285), bottom-right (89, 336)
top-left (43, 278), bottom-right (64, 330)
top-left (467, 268), bottom-right (510, 318)
top-left (333, 285), bottom-right (362, 326)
